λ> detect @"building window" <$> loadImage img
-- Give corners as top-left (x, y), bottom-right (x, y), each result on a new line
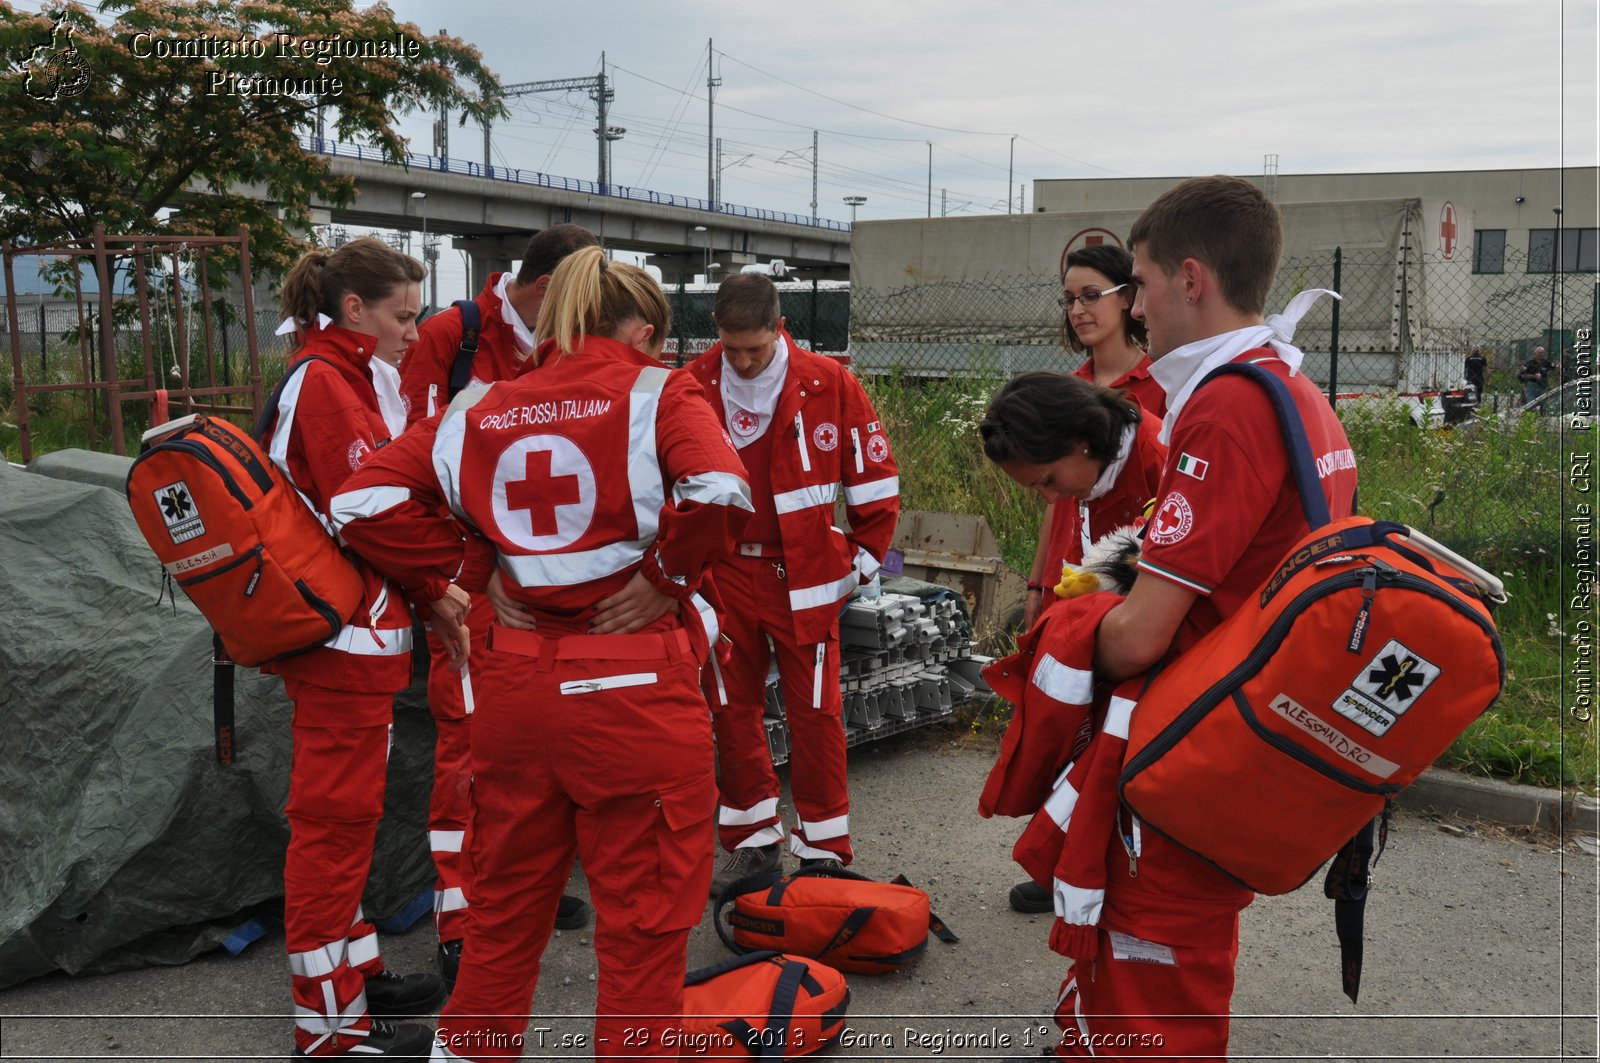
top-left (1528, 227), bottom-right (1599, 273)
top-left (1472, 230), bottom-right (1505, 274)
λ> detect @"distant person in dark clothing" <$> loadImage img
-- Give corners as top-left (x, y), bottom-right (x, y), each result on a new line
top-left (1464, 348), bottom-right (1487, 400)
top-left (1519, 347), bottom-right (1552, 404)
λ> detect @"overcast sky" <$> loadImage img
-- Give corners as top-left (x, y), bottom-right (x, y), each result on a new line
top-left (376, 0), bottom-right (1597, 226)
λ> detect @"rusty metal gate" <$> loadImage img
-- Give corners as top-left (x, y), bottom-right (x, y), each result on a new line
top-left (5, 224), bottom-right (264, 462)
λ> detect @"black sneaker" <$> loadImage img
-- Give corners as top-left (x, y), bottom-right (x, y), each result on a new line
top-left (554, 893), bottom-right (591, 931)
top-left (364, 969), bottom-right (447, 1018)
top-left (436, 938), bottom-right (462, 996)
top-left (291, 1018), bottom-right (434, 1058)
top-left (798, 857), bottom-right (844, 872)
top-left (710, 842), bottom-right (783, 898)
top-left (1009, 879), bottom-right (1053, 914)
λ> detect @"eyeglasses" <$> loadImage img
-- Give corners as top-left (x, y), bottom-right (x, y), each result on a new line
top-left (1058, 283), bottom-right (1129, 310)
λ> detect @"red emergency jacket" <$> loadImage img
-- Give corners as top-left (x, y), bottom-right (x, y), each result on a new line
top-left (685, 333), bottom-right (900, 644)
top-left (332, 336), bottom-right (752, 662)
top-left (258, 323), bottom-right (415, 692)
top-left (400, 273), bottom-right (531, 425)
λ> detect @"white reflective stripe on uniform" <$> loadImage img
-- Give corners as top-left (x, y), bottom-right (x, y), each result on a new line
top-left (288, 939), bottom-right (347, 979)
top-left (1065, 974), bottom-right (1094, 1048)
top-left (266, 361), bottom-right (336, 535)
top-left (788, 571), bottom-right (858, 612)
top-left (851, 427), bottom-right (864, 475)
top-left (429, 830), bottom-right (465, 854)
top-left (690, 592), bottom-right (719, 651)
top-left (718, 796), bottom-right (779, 826)
top-left (1053, 880), bottom-right (1104, 926)
top-left (788, 833), bottom-right (841, 860)
top-left (773, 481), bottom-right (838, 515)
top-left (324, 624), bottom-right (414, 656)
top-left (799, 812), bottom-right (849, 841)
top-left (294, 990), bottom-right (367, 1038)
top-left (346, 926), bottom-right (379, 970)
top-left (1031, 652), bottom-right (1093, 706)
top-left (434, 886), bottom-right (468, 915)
top-left (626, 366), bottom-right (669, 543)
top-left (460, 657), bottom-right (475, 715)
top-left (329, 485), bottom-right (412, 532)
top-left (709, 654), bottom-right (729, 707)
top-left (811, 643), bottom-right (826, 708)
top-left (1044, 774), bottom-right (1080, 830)
top-left (741, 825), bottom-right (787, 848)
top-left (674, 470), bottom-right (754, 511)
top-left (559, 672), bottom-right (658, 694)
top-left (1079, 497), bottom-right (1093, 563)
top-left (854, 546), bottom-right (882, 582)
top-left (427, 382), bottom-right (438, 418)
top-left (431, 383), bottom-right (494, 523)
top-left (500, 538), bottom-right (651, 588)
top-left (843, 475), bottom-right (899, 507)
top-left (794, 411), bottom-right (812, 472)
top-left (1104, 695), bottom-right (1137, 740)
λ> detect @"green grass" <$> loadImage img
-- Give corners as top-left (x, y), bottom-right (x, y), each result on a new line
top-left (863, 374), bottom-right (1595, 793)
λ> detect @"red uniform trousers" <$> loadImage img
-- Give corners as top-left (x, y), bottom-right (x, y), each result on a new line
top-left (424, 593), bottom-right (496, 943)
top-left (1051, 924), bottom-right (1238, 1062)
top-left (711, 553), bottom-right (852, 863)
top-left (282, 677), bottom-right (393, 1057)
top-left (432, 625), bottom-right (716, 1062)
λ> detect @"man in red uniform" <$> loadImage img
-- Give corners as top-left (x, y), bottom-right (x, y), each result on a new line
top-left (400, 224), bottom-right (600, 986)
top-left (684, 274), bottom-right (900, 894)
top-left (1055, 176), bottom-right (1357, 1060)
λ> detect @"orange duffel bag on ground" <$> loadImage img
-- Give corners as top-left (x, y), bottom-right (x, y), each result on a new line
top-left (715, 866), bottom-right (956, 974)
top-left (678, 950), bottom-right (849, 1059)
top-left (1119, 362), bottom-right (1506, 897)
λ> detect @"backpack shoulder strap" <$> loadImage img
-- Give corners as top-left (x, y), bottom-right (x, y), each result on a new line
top-left (448, 299), bottom-right (481, 400)
top-left (1192, 360), bottom-right (1331, 530)
top-left (254, 355), bottom-right (336, 444)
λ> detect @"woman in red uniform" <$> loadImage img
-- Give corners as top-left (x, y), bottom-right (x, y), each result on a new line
top-left (1022, 245), bottom-right (1166, 631)
top-left (330, 248), bottom-right (752, 1060)
top-left (264, 237), bottom-right (456, 1059)
top-left (978, 371), bottom-right (1167, 915)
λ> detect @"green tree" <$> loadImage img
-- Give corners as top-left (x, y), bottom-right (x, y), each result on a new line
top-left (0, 0), bottom-right (504, 277)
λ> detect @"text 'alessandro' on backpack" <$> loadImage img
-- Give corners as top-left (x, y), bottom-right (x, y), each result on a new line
top-left (125, 409), bottom-right (362, 668)
top-left (715, 866), bottom-right (956, 975)
top-left (1118, 362), bottom-right (1506, 896)
top-left (679, 951), bottom-right (849, 1059)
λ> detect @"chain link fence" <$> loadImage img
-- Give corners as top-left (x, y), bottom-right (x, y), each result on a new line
top-left (850, 246), bottom-right (1597, 571)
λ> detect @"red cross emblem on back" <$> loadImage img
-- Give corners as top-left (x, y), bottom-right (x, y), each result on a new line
top-left (505, 448), bottom-right (581, 537)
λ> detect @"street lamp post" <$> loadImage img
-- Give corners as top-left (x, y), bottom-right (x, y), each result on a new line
top-left (693, 224), bottom-right (710, 281)
top-left (843, 195), bottom-right (867, 225)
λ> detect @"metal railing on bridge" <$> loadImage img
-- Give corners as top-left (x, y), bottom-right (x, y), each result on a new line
top-left (302, 136), bottom-right (851, 232)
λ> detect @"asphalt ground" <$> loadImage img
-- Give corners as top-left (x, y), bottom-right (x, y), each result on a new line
top-left (2, 724), bottom-right (1597, 1063)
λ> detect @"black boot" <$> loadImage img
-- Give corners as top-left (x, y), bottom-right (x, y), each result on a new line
top-left (291, 1018), bottom-right (434, 1058)
top-left (1009, 880), bottom-right (1053, 914)
top-left (364, 969), bottom-right (447, 1018)
top-left (554, 893), bottom-right (591, 930)
top-left (436, 938), bottom-right (463, 996)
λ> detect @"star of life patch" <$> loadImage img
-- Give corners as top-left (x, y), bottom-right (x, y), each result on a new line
top-left (154, 479), bottom-right (206, 544)
top-left (1330, 639), bottom-right (1442, 738)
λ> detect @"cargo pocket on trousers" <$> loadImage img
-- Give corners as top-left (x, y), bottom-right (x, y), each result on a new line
top-left (641, 774), bottom-right (718, 934)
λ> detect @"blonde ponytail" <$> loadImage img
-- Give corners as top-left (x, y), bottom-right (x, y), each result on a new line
top-left (536, 247), bottom-right (671, 359)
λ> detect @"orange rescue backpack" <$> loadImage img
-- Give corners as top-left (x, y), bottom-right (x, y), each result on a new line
top-left (715, 866), bottom-right (956, 975)
top-left (1119, 363), bottom-right (1505, 895)
top-left (679, 951), bottom-right (849, 1059)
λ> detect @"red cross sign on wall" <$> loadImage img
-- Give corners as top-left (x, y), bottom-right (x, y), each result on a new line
top-left (1439, 201), bottom-right (1457, 261)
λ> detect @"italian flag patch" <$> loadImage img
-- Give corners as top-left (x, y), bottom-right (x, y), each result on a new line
top-left (1176, 453), bottom-right (1209, 480)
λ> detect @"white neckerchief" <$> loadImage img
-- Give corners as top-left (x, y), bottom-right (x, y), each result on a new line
top-left (1076, 422), bottom-right (1138, 561)
top-left (720, 334), bottom-right (790, 449)
top-left (370, 357), bottom-right (407, 438)
top-left (1148, 288), bottom-right (1339, 445)
top-left (493, 273), bottom-right (537, 355)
